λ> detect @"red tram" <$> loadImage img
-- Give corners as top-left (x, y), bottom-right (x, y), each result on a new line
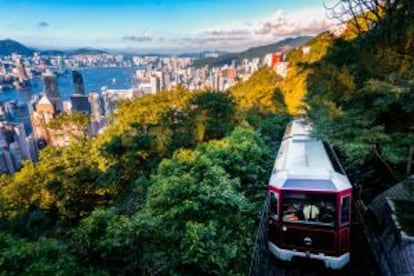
top-left (267, 120), bottom-right (352, 270)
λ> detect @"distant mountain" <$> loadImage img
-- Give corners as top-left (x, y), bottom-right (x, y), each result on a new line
top-left (0, 39), bottom-right (34, 56)
top-left (0, 39), bottom-right (108, 56)
top-left (178, 51), bottom-right (228, 58)
top-left (40, 49), bottom-right (66, 56)
top-left (192, 36), bottom-right (313, 68)
top-left (67, 48), bottom-right (108, 55)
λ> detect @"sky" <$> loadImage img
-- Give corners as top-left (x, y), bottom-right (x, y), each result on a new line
top-left (0, 0), bottom-right (337, 53)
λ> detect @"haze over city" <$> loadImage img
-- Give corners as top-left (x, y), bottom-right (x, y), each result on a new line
top-left (0, 0), bottom-right (334, 53)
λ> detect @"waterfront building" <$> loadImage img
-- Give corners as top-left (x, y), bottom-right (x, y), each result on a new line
top-left (150, 75), bottom-right (161, 94)
top-left (101, 88), bottom-right (134, 117)
top-left (72, 70), bottom-right (85, 94)
top-left (63, 100), bottom-right (72, 114)
top-left (88, 93), bottom-right (103, 122)
top-left (70, 94), bottom-right (91, 115)
top-left (42, 72), bottom-right (62, 111)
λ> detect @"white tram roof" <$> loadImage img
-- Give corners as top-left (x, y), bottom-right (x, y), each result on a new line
top-left (269, 120), bottom-right (352, 192)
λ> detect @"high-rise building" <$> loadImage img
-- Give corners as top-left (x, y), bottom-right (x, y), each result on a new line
top-left (72, 70), bottom-right (85, 94)
top-left (154, 71), bottom-right (165, 90)
top-left (0, 149), bottom-right (15, 174)
top-left (9, 142), bottom-right (22, 169)
top-left (4, 101), bottom-right (31, 133)
top-left (42, 72), bottom-right (62, 111)
top-left (16, 59), bottom-right (29, 82)
top-left (30, 95), bottom-right (56, 148)
top-left (70, 94), bottom-right (90, 114)
top-left (271, 52), bottom-right (283, 68)
top-left (13, 123), bottom-right (32, 161)
top-left (101, 89), bottom-right (134, 117)
top-left (63, 100), bottom-right (72, 114)
top-left (89, 93), bottom-right (103, 122)
top-left (150, 75), bottom-right (160, 94)
top-left (26, 134), bottom-right (38, 162)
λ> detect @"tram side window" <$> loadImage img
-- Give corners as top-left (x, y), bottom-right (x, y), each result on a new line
top-left (341, 196), bottom-right (350, 225)
top-left (270, 192), bottom-right (278, 220)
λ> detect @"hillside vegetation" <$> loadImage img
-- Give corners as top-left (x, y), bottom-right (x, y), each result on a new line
top-left (1, 2), bottom-right (413, 274)
top-left (310, 6), bottom-right (414, 190)
top-left (0, 82), bottom-right (289, 274)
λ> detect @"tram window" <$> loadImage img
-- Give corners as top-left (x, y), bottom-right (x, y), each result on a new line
top-left (341, 196), bottom-right (350, 225)
top-left (282, 192), bottom-right (336, 227)
top-left (270, 192), bottom-right (278, 220)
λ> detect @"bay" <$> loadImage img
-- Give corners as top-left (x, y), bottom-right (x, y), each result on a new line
top-left (0, 67), bottom-right (138, 104)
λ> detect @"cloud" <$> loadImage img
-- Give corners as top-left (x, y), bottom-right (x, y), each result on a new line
top-left (37, 21), bottom-right (49, 28)
top-left (174, 28), bottom-right (251, 47)
top-left (255, 10), bottom-right (288, 35)
top-left (203, 28), bottom-right (250, 37)
top-left (254, 9), bottom-right (332, 37)
top-left (177, 36), bottom-right (249, 44)
top-left (122, 31), bottom-right (152, 42)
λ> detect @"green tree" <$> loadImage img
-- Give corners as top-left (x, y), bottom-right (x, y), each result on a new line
top-left (71, 208), bottom-right (140, 274)
top-left (0, 233), bottom-right (80, 275)
top-left (189, 91), bottom-right (237, 142)
top-left (137, 137), bottom-right (260, 275)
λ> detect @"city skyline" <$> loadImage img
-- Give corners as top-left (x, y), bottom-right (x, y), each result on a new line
top-left (0, 0), bottom-right (336, 53)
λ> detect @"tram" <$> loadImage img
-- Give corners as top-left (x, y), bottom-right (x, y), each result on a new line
top-left (267, 120), bottom-right (352, 270)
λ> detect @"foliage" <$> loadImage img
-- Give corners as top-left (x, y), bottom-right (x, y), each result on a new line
top-left (0, 140), bottom-right (112, 232)
top-left (189, 91), bottom-right (237, 142)
top-left (47, 112), bottom-right (90, 144)
top-left (229, 68), bottom-right (285, 114)
top-left (302, 2), bottom-right (414, 200)
top-left (0, 33), bottom-right (290, 274)
top-left (137, 128), bottom-right (266, 275)
top-left (0, 233), bottom-right (80, 275)
top-left (197, 127), bottom-right (270, 195)
top-left (71, 208), bottom-right (141, 274)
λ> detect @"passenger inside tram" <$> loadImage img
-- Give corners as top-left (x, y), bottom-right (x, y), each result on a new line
top-left (282, 194), bottom-right (336, 226)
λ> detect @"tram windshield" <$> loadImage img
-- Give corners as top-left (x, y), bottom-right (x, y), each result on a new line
top-left (282, 191), bottom-right (337, 227)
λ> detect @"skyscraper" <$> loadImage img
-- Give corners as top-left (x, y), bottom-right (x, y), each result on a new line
top-left (0, 149), bottom-right (15, 174)
top-left (89, 93), bottom-right (105, 136)
top-left (30, 95), bottom-right (56, 148)
top-left (72, 70), bottom-right (85, 95)
top-left (9, 142), bottom-right (22, 169)
top-left (89, 93), bottom-right (103, 122)
top-left (150, 75), bottom-right (160, 94)
top-left (16, 59), bottom-right (29, 82)
top-left (42, 72), bottom-right (62, 111)
top-left (13, 123), bottom-right (32, 161)
top-left (70, 94), bottom-right (91, 114)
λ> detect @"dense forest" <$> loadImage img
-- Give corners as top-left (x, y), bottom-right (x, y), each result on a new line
top-left (1, 1), bottom-right (414, 274)
top-left (0, 79), bottom-right (289, 274)
top-left (304, 1), bottom-right (414, 199)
